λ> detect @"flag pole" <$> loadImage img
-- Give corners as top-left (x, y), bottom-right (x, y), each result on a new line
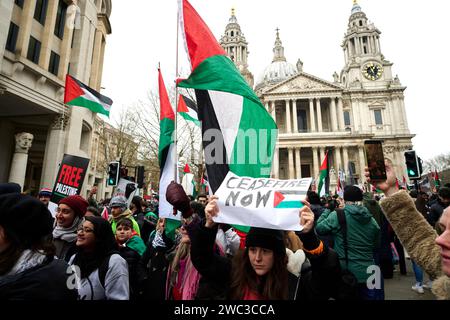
top-left (173, 3), bottom-right (180, 180)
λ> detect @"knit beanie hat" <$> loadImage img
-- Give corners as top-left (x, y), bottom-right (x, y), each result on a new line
top-left (0, 183), bottom-right (21, 195)
top-left (344, 185), bottom-right (363, 202)
top-left (59, 195), bottom-right (89, 217)
top-left (245, 227), bottom-right (286, 257)
top-left (110, 196), bottom-right (128, 209)
top-left (0, 193), bottom-right (53, 248)
top-left (38, 188), bottom-right (52, 197)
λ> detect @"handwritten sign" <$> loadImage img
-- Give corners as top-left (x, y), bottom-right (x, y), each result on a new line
top-left (214, 172), bottom-right (312, 231)
top-left (50, 154), bottom-right (90, 203)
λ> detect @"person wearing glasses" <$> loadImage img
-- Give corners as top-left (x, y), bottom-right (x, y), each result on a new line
top-left (69, 216), bottom-right (130, 300)
top-left (52, 195), bottom-right (88, 261)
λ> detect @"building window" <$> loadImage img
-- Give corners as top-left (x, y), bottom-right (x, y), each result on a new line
top-left (49, 51), bottom-right (60, 75)
top-left (27, 36), bottom-right (41, 64)
top-left (298, 109), bottom-right (308, 132)
top-left (231, 31), bottom-right (234, 37)
top-left (15, 0), bottom-right (24, 8)
top-left (6, 23), bottom-right (19, 52)
top-left (34, 0), bottom-right (48, 25)
top-left (374, 110), bottom-right (383, 125)
top-left (359, 20), bottom-right (363, 26)
top-left (54, 0), bottom-right (67, 39)
top-left (344, 111), bottom-right (351, 126)
top-left (80, 121), bottom-right (92, 153)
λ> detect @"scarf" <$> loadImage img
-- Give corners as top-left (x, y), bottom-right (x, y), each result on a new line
top-left (243, 286), bottom-right (264, 300)
top-left (2, 250), bottom-right (46, 278)
top-left (52, 216), bottom-right (82, 242)
top-left (152, 230), bottom-right (166, 248)
top-left (166, 252), bottom-right (201, 300)
top-left (111, 209), bottom-right (133, 222)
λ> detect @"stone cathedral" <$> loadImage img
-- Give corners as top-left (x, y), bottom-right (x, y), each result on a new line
top-left (220, 2), bottom-right (414, 189)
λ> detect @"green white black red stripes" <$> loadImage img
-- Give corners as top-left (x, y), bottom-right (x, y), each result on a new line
top-left (317, 151), bottom-right (329, 197)
top-left (64, 75), bottom-right (112, 117)
top-left (177, 94), bottom-right (200, 126)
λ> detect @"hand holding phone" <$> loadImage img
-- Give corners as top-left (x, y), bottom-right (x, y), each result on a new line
top-left (364, 140), bottom-right (387, 181)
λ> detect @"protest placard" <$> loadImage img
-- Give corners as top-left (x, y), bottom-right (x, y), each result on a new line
top-left (214, 172), bottom-right (312, 231)
top-left (50, 154), bottom-right (90, 204)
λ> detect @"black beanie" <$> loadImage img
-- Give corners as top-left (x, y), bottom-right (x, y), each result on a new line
top-left (0, 193), bottom-right (53, 249)
top-left (344, 186), bottom-right (363, 202)
top-left (245, 227), bottom-right (286, 257)
top-left (0, 183), bottom-right (21, 195)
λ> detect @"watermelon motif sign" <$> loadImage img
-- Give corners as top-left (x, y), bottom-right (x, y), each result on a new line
top-left (214, 172), bottom-right (312, 231)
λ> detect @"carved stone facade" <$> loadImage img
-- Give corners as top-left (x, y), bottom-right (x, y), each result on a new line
top-left (243, 2), bottom-right (415, 189)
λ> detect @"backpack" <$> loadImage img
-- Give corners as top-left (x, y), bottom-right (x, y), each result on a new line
top-left (98, 254), bottom-right (113, 289)
top-left (335, 208), bottom-right (360, 300)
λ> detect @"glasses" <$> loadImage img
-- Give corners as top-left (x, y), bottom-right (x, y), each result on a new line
top-left (55, 207), bottom-right (73, 214)
top-left (77, 226), bottom-right (94, 233)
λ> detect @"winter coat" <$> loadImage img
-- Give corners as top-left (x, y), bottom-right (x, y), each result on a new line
top-left (316, 204), bottom-right (380, 283)
top-left (110, 211), bottom-right (141, 237)
top-left (53, 238), bottom-right (78, 262)
top-left (380, 190), bottom-right (450, 300)
top-left (188, 222), bottom-right (341, 300)
top-left (68, 253), bottom-right (130, 300)
top-left (428, 200), bottom-right (448, 227)
top-left (0, 257), bottom-right (77, 300)
top-left (119, 235), bottom-right (147, 299)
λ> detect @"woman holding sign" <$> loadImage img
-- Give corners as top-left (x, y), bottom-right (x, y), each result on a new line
top-left (187, 196), bottom-right (341, 300)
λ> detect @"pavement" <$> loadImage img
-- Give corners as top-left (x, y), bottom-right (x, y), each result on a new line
top-left (384, 257), bottom-right (435, 300)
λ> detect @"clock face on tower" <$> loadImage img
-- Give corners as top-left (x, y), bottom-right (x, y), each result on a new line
top-left (363, 62), bottom-right (383, 81)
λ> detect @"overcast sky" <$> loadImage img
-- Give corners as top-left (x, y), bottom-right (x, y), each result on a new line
top-left (101, 0), bottom-right (450, 162)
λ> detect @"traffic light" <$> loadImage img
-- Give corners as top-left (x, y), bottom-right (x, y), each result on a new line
top-left (404, 150), bottom-right (420, 179)
top-left (136, 166), bottom-right (145, 188)
top-left (107, 161), bottom-right (120, 186)
top-left (417, 157), bottom-right (423, 176)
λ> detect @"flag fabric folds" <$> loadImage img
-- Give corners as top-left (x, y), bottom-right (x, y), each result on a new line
top-left (64, 75), bottom-right (113, 117)
top-left (158, 68), bottom-right (180, 239)
top-left (176, 0), bottom-right (277, 196)
top-left (178, 94), bottom-right (200, 126)
top-left (317, 151), bottom-right (329, 197)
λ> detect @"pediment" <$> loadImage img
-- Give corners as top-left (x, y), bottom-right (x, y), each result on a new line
top-left (264, 72), bottom-right (342, 94)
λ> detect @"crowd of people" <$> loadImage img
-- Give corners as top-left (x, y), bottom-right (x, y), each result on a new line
top-left (0, 160), bottom-right (449, 301)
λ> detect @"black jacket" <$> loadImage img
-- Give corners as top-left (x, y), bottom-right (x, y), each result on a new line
top-left (188, 221), bottom-right (341, 300)
top-left (0, 257), bottom-right (78, 300)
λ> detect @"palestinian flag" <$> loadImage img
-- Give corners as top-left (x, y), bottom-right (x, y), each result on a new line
top-left (64, 75), bottom-right (112, 117)
top-left (273, 190), bottom-right (306, 209)
top-left (317, 150), bottom-right (329, 197)
top-left (183, 163), bottom-right (191, 173)
top-left (177, 0), bottom-right (277, 195)
top-left (178, 94), bottom-right (200, 126)
top-left (157, 68), bottom-right (180, 239)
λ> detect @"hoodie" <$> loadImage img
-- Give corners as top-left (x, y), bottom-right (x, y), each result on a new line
top-left (316, 204), bottom-right (380, 283)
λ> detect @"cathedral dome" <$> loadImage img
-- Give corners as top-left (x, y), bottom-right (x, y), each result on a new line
top-left (256, 29), bottom-right (297, 89)
top-left (259, 60), bottom-right (297, 84)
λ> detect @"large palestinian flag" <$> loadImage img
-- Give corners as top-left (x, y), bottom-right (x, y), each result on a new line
top-left (177, 0), bottom-right (277, 197)
top-left (158, 69), bottom-right (180, 239)
top-left (64, 75), bottom-right (113, 117)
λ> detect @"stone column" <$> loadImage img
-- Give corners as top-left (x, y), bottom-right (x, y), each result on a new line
top-left (312, 147), bottom-right (319, 178)
top-left (388, 99), bottom-right (398, 134)
top-left (16, 0), bottom-right (35, 57)
top-left (399, 97), bottom-right (409, 132)
top-left (39, 0), bottom-right (59, 70)
top-left (272, 146), bottom-right (279, 179)
top-left (309, 99), bottom-right (316, 132)
top-left (288, 147), bottom-right (295, 179)
top-left (334, 146), bottom-right (342, 172)
top-left (330, 97), bottom-right (338, 132)
top-left (89, 29), bottom-right (104, 89)
top-left (295, 147), bottom-right (301, 178)
top-left (358, 145), bottom-right (366, 183)
top-left (8, 133), bottom-right (34, 189)
top-left (337, 98), bottom-right (345, 131)
top-left (270, 101), bottom-right (276, 123)
top-left (285, 100), bottom-right (291, 133)
top-left (343, 146), bottom-right (349, 176)
top-left (316, 98), bottom-right (323, 132)
top-left (351, 99), bottom-right (359, 132)
top-left (292, 100), bottom-right (298, 133)
top-left (40, 115), bottom-right (68, 188)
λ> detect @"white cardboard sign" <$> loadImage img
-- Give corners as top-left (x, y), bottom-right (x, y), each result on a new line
top-left (214, 172), bottom-right (312, 231)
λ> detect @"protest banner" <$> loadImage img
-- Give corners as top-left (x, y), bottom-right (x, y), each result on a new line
top-left (214, 172), bottom-right (312, 231)
top-left (50, 154), bottom-right (90, 204)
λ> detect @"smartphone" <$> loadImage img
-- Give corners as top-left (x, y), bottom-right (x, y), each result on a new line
top-left (364, 140), bottom-right (387, 181)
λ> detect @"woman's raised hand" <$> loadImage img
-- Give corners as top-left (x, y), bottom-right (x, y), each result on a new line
top-left (205, 195), bottom-right (219, 228)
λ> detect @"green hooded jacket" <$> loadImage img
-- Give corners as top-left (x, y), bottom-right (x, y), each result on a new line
top-left (316, 204), bottom-right (380, 283)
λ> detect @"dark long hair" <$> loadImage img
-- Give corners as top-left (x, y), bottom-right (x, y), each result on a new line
top-left (229, 248), bottom-right (288, 300)
top-left (72, 216), bottom-right (118, 279)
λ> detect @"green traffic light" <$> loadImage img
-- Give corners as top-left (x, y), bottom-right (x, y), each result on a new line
top-left (408, 169), bottom-right (416, 176)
